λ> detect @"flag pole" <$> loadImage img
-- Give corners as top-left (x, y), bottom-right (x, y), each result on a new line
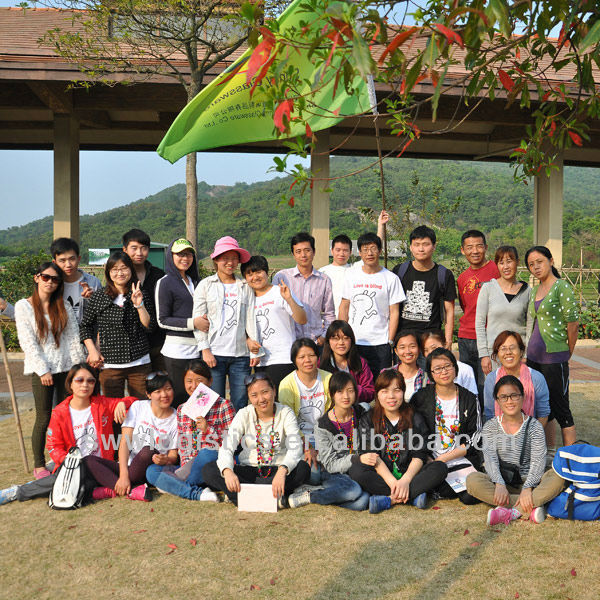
top-left (0, 319), bottom-right (29, 473)
top-left (367, 74), bottom-right (387, 268)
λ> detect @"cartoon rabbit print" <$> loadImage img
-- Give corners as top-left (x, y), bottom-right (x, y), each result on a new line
top-left (351, 290), bottom-right (378, 325)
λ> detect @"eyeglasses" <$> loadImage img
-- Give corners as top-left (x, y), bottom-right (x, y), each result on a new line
top-left (431, 364), bottom-right (454, 375)
top-left (243, 372), bottom-right (270, 386)
top-left (38, 273), bottom-right (60, 284)
top-left (331, 335), bottom-right (351, 343)
top-left (110, 267), bottom-right (131, 275)
top-left (146, 371), bottom-right (168, 381)
top-left (496, 393), bottom-right (523, 402)
top-left (73, 377), bottom-right (96, 385)
top-left (498, 345), bottom-right (520, 354)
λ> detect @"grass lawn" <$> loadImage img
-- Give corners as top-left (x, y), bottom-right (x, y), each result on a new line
top-left (1, 384), bottom-right (599, 600)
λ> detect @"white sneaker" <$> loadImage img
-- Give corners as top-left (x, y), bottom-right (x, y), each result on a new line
top-left (288, 489), bottom-right (311, 509)
top-left (199, 488), bottom-right (219, 502)
top-left (0, 485), bottom-right (18, 506)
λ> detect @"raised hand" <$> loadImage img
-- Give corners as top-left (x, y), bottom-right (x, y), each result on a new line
top-left (80, 281), bottom-right (94, 298)
top-left (131, 281), bottom-right (143, 308)
top-left (279, 282), bottom-right (291, 302)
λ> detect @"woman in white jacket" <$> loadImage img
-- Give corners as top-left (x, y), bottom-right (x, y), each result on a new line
top-left (202, 372), bottom-right (310, 506)
top-left (15, 261), bottom-right (84, 478)
top-left (192, 236), bottom-right (262, 411)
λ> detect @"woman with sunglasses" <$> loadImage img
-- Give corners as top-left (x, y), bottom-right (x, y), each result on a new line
top-left (202, 373), bottom-right (310, 506)
top-left (80, 251), bottom-right (156, 399)
top-left (145, 359), bottom-right (235, 501)
top-left (466, 375), bottom-right (565, 525)
top-left (319, 320), bottom-right (374, 404)
top-left (482, 331), bottom-right (550, 425)
top-left (411, 347), bottom-right (482, 505)
top-left (88, 371), bottom-right (178, 501)
top-left (15, 262), bottom-right (85, 479)
top-left (0, 363), bottom-right (135, 505)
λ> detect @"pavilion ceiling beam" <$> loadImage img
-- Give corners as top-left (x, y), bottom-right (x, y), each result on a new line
top-left (27, 81), bottom-right (73, 114)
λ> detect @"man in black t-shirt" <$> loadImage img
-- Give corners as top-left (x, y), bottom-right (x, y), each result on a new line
top-left (392, 225), bottom-right (456, 348)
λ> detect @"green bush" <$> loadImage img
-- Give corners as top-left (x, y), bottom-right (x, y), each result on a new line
top-left (1, 322), bottom-right (20, 352)
top-left (0, 250), bottom-right (51, 304)
top-left (579, 304), bottom-right (600, 340)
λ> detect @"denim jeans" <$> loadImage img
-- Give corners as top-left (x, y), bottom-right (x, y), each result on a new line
top-left (310, 471), bottom-right (369, 511)
top-left (458, 337), bottom-right (484, 403)
top-left (146, 464), bottom-right (204, 501)
top-left (211, 355), bottom-right (250, 411)
top-left (187, 449), bottom-right (219, 487)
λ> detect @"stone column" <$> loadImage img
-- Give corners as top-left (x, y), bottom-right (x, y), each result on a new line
top-left (310, 130), bottom-right (330, 268)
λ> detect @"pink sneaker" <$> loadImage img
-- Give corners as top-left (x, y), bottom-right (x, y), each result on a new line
top-left (529, 507), bottom-right (546, 524)
top-left (33, 468), bottom-right (51, 480)
top-left (486, 506), bottom-right (520, 526)
top-left (127, 484), bottom-right (151, 502)
top-left (92, 487), bottom-right (116, 500)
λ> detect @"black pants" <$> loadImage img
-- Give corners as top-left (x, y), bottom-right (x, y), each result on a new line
top-left (202, 460), bottom-right (310, 505)
top-left (526, 359), bottom-right (573, 428)
top-left (16, 471), bottom-right (97, 502)
top-left (255, 363), bottom-right (295, 396)
top-left (348, 459), bottom-right (447, 500)
top-left (163, 356), bottom-right (192, 407)
top-left (84, 447), bottom-right (155, 489)
top-left (356, 344), bottom-right (392, 380)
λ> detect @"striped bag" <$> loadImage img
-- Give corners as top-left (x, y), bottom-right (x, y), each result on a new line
top-left (548, 443), bottom-right (600, 521)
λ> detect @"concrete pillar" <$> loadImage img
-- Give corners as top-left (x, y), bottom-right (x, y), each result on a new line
top-left (53, 114), bottom-right (80, 242)
top-left (533, 154), bottom-right (563, 267)
top-left (310, 130), bottom-right (330, 268)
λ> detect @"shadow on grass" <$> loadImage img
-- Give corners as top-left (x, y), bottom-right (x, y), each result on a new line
top-left (306, 514), bottom-right (505, 600)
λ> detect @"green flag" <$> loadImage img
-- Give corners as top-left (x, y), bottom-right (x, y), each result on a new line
top-left (157, 0), bottom-right (369, 163)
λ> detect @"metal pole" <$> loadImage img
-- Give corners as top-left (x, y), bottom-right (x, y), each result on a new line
top-left (0, 320), bottom-right (29, 472)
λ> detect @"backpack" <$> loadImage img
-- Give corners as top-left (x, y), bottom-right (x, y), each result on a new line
top-left (48, 446), bottom-right (87, 510)
top-left (547, 443), bottom-right (600, 521)
top-left (394, 261), bottom-right (450, 323)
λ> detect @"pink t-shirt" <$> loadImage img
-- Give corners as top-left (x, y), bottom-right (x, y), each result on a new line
top-left (457, 261), bottom-right (500, 339)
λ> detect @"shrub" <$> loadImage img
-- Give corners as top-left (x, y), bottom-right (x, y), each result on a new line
top-left (0, 250), bottom-right (51, 304)
top-left (579, 304), bottom-right (600, 340)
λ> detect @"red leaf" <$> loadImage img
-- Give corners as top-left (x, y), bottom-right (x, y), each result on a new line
top-left (511, 61), bottom-right (525, 75)
top-left (133, 529), bottom-right (147, 534)
top-left (305, 123), bottom-right (313, 138)
top-left (432, 506), bottom-right (441, 510)
top-left (167, 544), bottom-right (177, 550)
top-left (571, 568), bottom-right (577, 577)
top-left (288, 197), bottom-right (295, 207)
top-left (332, 108), bottom-right (340, 117)
top-left (246, 38), bottom-right (274, 85)
top-left (250, 52), bottom-right (277, 98)
top-left (513, 148), bottom-right (526, 153)
top-left (498, 69), bottom-right (515, 92)
top-left (378, 27), bottom-right (418, 65)
top-left (150, 508), bottom-right (154, 512)
top-left (165, 549), bottom-right (175, 555)
top-left (190, 538), bottom-right (197, 547)
top-left (397, 138), bottom-right (414, 157)
top-left (463, 529), bottom-right (469, 536)
top-left (430, 69), bottom-right (439, 88)
top-left (549, 120), bottom-right (556, 137)
top-left (68, 525), bottom-right (77, 529)
top-left (270, 579), bottom-right (277, 585)
top-left (515, 593), bottom-right (520, 599)
top-left (329, 17), bottom-right (352, 39)
top-left (432, 23), bottom-right (464, 48)
top-left (273, 99), bottom-right (293, 133)
top-left (250, 584), bottom-right (261, 590)
top-left (542, 90), bottom-right (552, 101)
top-left (568, 131), bottom-right (582, 146)
top-left (470, 542), bottom-right (481, 547)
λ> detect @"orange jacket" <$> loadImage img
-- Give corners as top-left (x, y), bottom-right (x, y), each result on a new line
top-left (46, 395), bottom-right (137, 470)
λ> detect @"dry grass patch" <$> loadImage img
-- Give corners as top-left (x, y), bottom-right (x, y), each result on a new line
top-left (1, 384), bottom-right (599, 600)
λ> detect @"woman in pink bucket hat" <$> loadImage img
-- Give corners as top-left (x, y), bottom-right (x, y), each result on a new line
top-left (192, 237), bottom-right (262, 410)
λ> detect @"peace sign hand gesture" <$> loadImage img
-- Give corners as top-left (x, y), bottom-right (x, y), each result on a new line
top-left (279, 282), bottom-right (292, 302)
top-left (131, 281), bottom-right (144, 308)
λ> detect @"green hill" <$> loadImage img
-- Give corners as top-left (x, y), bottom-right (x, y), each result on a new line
top-left (0, 156), bottom-right (598, 265)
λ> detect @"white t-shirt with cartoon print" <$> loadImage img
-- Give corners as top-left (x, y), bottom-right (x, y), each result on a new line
top-left (211, 283), bottom-right (239, 357)
top-left (342, 267), bottom-right (406, 346)
top-left (254, 285), bottom-right (302, 366)
top-left (294, 372), bottom-right (326, 438)
top-left (69, 405), bottom-right (101, 457)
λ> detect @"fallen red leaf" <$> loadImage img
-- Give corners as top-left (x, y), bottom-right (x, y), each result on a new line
top-left (470, 542), bottom-right (481, 547)
top-left (68, 525), bottom-right (77, 529)
top-left (133, 529), bottom-right (147, 534)
top-left (432, 506), bottom-right (441, 510)
top-left (515, 593), bottom-right (520, 599)
top-left (463, 529), bottom-right (469, 535)
top-left (167, 544), bottom-right (177, 550)
top-left (166, 549), bottom-right (174, 555)
top-left (493, 529), bottom-right (501, 533)
top-left (250, 584), bottom-right (261, 590)
top-left (190, 538), bottom-right (197, 547)
top-left (270, 579), bottom-right (276, 585)
top-left (571, 568), bottom-right (577, 577)
top-left (150, 508), bottom-right (154, 512)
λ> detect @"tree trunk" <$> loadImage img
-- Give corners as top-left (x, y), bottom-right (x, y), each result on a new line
top-left (185, 151), bottom-right (198, 250)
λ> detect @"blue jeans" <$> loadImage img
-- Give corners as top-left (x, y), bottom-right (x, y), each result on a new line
top-left (187, 449), bottom-right (219, 487)
top-left (310, 471), bottom-right (369, 511)
top-left (146, 464), bottom-right (204, 501)
top-left (211, 355), bottom-right (250, 411)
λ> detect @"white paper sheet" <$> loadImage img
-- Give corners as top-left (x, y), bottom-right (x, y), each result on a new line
top-left (446, 465), bottom-right (477, 493)
top-left (180, 382), bottom-right (219, 420)
top-left (238, 483), bottom-right (278, 513)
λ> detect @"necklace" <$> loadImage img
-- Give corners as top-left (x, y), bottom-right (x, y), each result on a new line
top-left (381, 417), bottom-right (404, 477)
top-left (435, 395), bottom-right (460, 450)
top-left (255, 413), bottom-right (276, 478)
top-left (332, 407), bottom-right (355, 453)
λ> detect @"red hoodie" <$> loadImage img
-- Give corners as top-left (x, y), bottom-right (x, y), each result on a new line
top-left (46, 395), bottom-right (137, 470)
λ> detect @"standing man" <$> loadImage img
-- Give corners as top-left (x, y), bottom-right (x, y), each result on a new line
top-left (319, 234), bottom-right (352, 315)
top-left (122, 228), bottom-right (166, 371)
top-left (456, 230), bottom-right (499, 398)
top-left (339, 232), bottom-right (405, 377)
top-left (393, 226), bottom-right (456, 348)
top-left (272, 232), bottom-right (335, 351)
top-left (50, 237), bottom-right (101, 323)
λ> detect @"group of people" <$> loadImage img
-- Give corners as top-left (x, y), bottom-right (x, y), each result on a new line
top-left (0, 221), bottom-right (580, 525)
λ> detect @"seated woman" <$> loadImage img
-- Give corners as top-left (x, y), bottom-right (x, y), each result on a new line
top-left (0, 363), bottom-right (135, 505)
top-left (411, 347), bottom-right (482, 505)
top-left (202, 373), bottom-right (310, 506)
top-left (87, 372), bottom-right (178, 502)
top-left (278, 338), bottom-right (332, 483)
top-left (348, 370), bottom-right (448, 514)
top-left (287, 371), bottom-right (369, 510)
top-left (420, 330), bottom-right (478, 397)
top-left (145, 359), bottom-right (235, 501)
top-left (319, 320), bottom-right (374, 404)
top-left (391, 329), bottom-right (429, 401)
top-left (482, 331), bottom-right (550, 425)
top-left (466, 375), bottom-right (565, 525)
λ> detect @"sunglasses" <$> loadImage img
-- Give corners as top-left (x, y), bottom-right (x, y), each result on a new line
top-left (146, 371), bottom-right (168, 381)
top-left (73, 377), bottom-right (96, 385)
top-left (243, 372), bottom-right (270, 387)
top-left (38, 273), bottom-right (60, 284)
